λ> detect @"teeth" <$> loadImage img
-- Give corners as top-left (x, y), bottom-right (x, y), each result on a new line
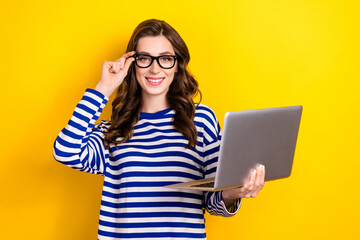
top-left (147, 78), bottom-right (163, 83)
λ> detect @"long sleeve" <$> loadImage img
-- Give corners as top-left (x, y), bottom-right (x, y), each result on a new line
top-left (201, 107), bottom-right (242, 217)
top-left (53, 88), bottom-right (111, 175)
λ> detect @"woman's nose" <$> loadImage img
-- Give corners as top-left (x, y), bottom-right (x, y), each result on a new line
top-left (149, 60), bottom-right (161, 73)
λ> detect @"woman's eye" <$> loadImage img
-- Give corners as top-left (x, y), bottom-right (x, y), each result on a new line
top-left (161, 57), bottom-right (171, 62)
top-left (139, 57), bottom-right (150, 62)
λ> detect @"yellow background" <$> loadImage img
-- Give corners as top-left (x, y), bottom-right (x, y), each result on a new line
top-left (1, 0), bottom-right (359, 239)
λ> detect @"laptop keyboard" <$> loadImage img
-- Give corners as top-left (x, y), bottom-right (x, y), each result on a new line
top-left (191, 182), bottom-right (214, 188)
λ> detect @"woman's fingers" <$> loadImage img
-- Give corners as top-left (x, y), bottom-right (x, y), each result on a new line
top-left (123, 50), bottom-right (136, 59)
top-left (252, 165), bottom-right (262, 197)
top-left (97, 51), bottom-right (136, 97)
top-left (122, 57), bottom-right (135, 72)
top-left (114, 51), bottom-right (136, 73)
top-left (249, 168), bottom-right (257, 191)
top-left (254, 165), bottom-right (263, 188)
top-left (239, 168), bottom-right (256, 198)
top-left (115, 51), bottom-right (136, 62)
top-left (251, 164), bottom-right (265, 198)
top-left (245, 169), bottom-right (256, 197)
top-left (114, 58), bottom-right (125, 71)
top-left (110, 62), bottom-right (120, 73)
top-left (224, 164), bottom-right (266, 199)
top-left (239, 164), bottom-right (266, 198)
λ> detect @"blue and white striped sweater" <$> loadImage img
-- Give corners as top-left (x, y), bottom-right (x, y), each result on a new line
top-left (53, 88), bottom-right (241, 240)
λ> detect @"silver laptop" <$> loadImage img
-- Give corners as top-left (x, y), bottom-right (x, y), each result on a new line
top-left (164, 105), bottom-right (303, 191)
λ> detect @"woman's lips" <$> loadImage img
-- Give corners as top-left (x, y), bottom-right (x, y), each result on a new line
top-left (146, 77), bottom-right (165, 86)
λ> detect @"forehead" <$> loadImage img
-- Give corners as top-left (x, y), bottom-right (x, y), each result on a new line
top-left (136, 36), bottom-right (175, 55)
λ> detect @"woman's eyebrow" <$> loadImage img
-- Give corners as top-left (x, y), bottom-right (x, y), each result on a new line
top-left (159, 51), bottom-right (174, 55)
top-left (137, 51), bottom-right (174, 55)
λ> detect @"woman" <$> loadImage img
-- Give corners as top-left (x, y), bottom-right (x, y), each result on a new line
top-left (53, 19), bottom-right (265, 239)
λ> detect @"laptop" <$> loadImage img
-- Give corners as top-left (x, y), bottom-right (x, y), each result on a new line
top-left (164, 105), bottom-right (303, 191)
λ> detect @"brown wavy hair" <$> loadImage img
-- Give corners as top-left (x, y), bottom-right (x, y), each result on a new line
top-left (103, 19), bottom-right (202, 150)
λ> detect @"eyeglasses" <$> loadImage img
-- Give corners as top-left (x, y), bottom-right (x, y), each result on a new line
top-left (132, 54), bottom-right (178, 69)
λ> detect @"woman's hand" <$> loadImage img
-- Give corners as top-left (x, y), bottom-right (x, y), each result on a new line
top-left (95, 51), bottom-right (136, 97)
top-left (222, 164), bottom-right (265, 209)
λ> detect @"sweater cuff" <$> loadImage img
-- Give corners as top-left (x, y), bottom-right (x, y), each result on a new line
top-left (219, 191), bottom-right (242, 216)
top-left (74, 88), bottom-right (109, 130)
top-left (85, 88), bottom-right (109, 103)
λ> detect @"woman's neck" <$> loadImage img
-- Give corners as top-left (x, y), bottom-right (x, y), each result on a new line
top-left (140, 91), bottom-right (170, 113)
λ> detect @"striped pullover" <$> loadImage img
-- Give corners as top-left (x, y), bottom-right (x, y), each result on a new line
top-left (53, 88), bottom-right (241, 240)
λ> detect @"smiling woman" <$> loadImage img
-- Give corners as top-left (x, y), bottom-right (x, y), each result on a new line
top-left (104, 20), bottom-right (203, 150)
top-left (53, 18), bottom-right (265, 240)
top-left (134, 36), bottom-right (178, 111)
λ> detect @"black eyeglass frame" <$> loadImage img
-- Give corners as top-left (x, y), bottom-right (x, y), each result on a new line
top-left (132, 53), bottom-right (178, 69)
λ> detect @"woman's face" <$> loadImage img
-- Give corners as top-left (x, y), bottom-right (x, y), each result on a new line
top-left (135, 35), bottom-right (177, 101)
